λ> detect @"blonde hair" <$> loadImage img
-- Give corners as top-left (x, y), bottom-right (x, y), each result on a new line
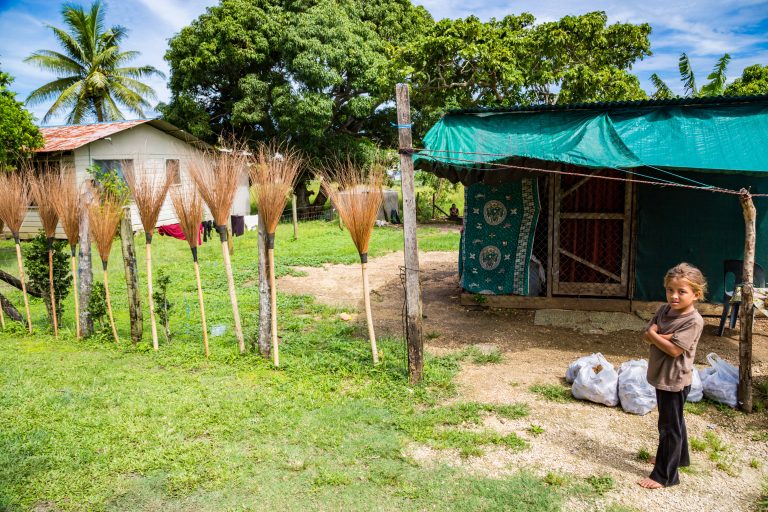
top-left (664, 262), bottom-right (707, 301)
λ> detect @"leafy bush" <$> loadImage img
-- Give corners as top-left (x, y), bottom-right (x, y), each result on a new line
top-left (88, 282), bottom-right (107, 331)
top-left (22, 232), bottom-right (71, 325)
top-left (153, 269), bottom-right (173, 342)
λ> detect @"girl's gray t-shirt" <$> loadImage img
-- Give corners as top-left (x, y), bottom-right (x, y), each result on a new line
top-left (646, 304), bottom-right (704, 392)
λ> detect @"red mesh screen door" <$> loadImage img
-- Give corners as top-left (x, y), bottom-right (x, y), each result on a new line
top-left (552, 170), bottom-right (633, 296)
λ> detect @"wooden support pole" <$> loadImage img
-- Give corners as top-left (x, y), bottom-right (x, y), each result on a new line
top-left (292, 194), bottom-right (298, 240)
top-left (395, 83), bottom-right (424, 384)
top-left (120, 212), bottom-right (143, 344)
top-left (78, 190), bottom-right (94, 338)
top-left (738, 189), bottom-right (755, 413)
top-left (70, 245), bottom-right (80, 338)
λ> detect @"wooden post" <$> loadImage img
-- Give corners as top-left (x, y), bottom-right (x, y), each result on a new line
top-left (395, 83), bottom-right (424, 384)
top-left (120, 211), bottom-right (143, 344)
top-left (292, 194), bottom-right (298, 240)
top-left (738, 189), bottom-right (755, 413)
top-left (256, 218), bottom-right (272, 357)
top-left (78, 189), bottom-right (94, 337)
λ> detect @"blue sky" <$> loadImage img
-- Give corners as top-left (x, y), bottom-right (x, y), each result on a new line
top-left (1, 0), bottom-right (767, 125)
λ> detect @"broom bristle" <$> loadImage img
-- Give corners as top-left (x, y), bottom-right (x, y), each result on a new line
top-left (124, 159), bottom-right (174, 236)
top-left (29, 165), bottom-right (61, 238)
top-left (189, 137), bottom-right (248, 227)
top-left (0, 170), bottom-right (31, 233)
top-left (249, 142), bottom-right (303, 234)
top-left (170, 184), bottom-right (204, 249)
top-left (319, 161), bottom-right (384, 256)
top-left (50, 172), bottom-right (82, 247)
top-left (88, 186), bottom-right (125, 263)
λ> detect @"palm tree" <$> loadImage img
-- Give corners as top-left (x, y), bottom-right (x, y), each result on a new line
top-left (25, 1), bottom-right (165, 124)
top-left (650, 52), bottom-right (731, 99)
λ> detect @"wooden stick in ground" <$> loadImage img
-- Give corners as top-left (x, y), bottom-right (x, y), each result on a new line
top-left (739, 189), bottom-right (755, 412)
top-left (249, 142), bottom-right (302, 366)
top-left (188, 146), bottom-right (247, 353)
top-left (124, 162), bottom-right (173, 350)
top-left (170, 184), bottom-right (209, 356)
top-left (51, 172), bottom-right (82, 338)
top-left (0, 171), bottom-right (33, 332)
top-left (30, 169), bottom-right (61, 337)
top-left (319, 161), bottom-right (384, 364)
top-left (88, 187), bottom-right (125, 343)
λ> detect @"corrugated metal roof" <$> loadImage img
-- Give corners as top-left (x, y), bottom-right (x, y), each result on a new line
top-left (448, 94), bottom-right (768, 115)
top-left (36, 119), bottom-right (210, 152)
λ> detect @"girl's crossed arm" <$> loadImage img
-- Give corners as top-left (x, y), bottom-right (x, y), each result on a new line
top-left (644, 324), bottom-right (684, 358)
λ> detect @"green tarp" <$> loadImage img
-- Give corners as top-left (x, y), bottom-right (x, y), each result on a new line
top-left (419, 102), bottom-right (768, 173)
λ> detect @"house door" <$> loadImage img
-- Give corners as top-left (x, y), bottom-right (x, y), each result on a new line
top-left (552, 170), bottom-right (633, 296)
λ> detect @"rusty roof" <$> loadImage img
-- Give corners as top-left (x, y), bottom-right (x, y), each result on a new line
top-left (36, 119), bottom-right (210, 152)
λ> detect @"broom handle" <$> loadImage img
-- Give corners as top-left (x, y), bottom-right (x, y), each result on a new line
top-left (269, 246), bottom-right (278, 366)
top-left (361, 261), bottom-right (379, 364)
top-left (194, 259), bottom-right (210, 357)
top-left (48, 248), bottom-right (59, 337)
top-left (220, 239), bottom-right (245, 353)
top-left (71, 246), bottom-right (80, 338)
top-left (103, 267), bottom-right (119, 343)
top-left (15, 240), bottom-right (32, 333)
top-left (146, 242), bottom-right (159, 350)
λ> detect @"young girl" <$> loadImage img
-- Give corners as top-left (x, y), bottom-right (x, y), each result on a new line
top-left (639, 262), bottom-right (706, 489)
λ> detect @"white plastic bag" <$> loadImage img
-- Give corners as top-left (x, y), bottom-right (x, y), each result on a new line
top-left (572, 358), bottom-right (619, 407)
top-left (702, 353), bottom-right (739, 408)
top-left (687, 366), bottom-right (704, 402)
top-left (618, 359), bottom-right (657, 415)
top-left (566, 353), bottom-right (609, 384)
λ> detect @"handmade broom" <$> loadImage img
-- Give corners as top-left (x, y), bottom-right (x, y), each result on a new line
top-left (250, 143), bottom-right (302, 366)
top-left (170, 184), bottom-right (209, 357)
top-left (124, 162), bottom-right (174, 350)
top-left (88, 187), bottom-right (125, 343)
top-left (30, 169), bottom-right (62, 337)
top-left (51, 173), bottom-right (82, 338)
top-left (319, 162), bottom-right (384, 364)
top-left (0, 171), bottom-right (33, 332)
top-left (189, 146), bottom-right (247, 354)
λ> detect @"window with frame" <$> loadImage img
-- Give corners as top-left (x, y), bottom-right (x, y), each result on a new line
top-left (93, 159), bottom-right (133, 180)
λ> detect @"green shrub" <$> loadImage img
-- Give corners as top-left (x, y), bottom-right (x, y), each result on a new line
top-left (88, 281), bottom-right (107, 331)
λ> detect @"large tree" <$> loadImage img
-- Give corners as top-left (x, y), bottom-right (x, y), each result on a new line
top-left (0, 66), bottom-right (43, 167)
top-left (390, 11), bottom-right (651, 132)
top-left (162, 0), bottom-right (431, 166)
top-left (724, 64), bottom-right (768, 96)
top-left (25, 0), bottom-right (164, 124)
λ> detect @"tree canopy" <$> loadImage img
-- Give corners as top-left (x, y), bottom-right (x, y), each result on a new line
top-left (724, 64), bottom-right (768, 96)
top-left (162, 0), bottom-right (432, 164)
top-left (0, 66), bottom-right (43, 167)
top-left (25, 0), bottom-right (164, 123)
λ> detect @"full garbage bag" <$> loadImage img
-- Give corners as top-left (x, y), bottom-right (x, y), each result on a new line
top-left (701, 353), bottom-right (739, 408)
top-left (566, 353), bottom-right (609, 384)
top-left (572, 358), bottom-right (619, 407)
top-left (618, 359), bottom-right (656, 415)
top-left (687, 366), bottom-right (704, 402)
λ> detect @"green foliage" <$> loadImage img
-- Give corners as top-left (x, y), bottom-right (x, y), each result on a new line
top-left (460, 345), bottom-right (502, 364)
top-left (529, 383), bottom-right (574, 403)
top-left (163, 0), bottom-right (431, 163)
top-left (700, 54), bottom-right (731, 96)
top-left (86, 162), bottom-right (129, 199)
top-left (22, 232), bottom-right (71, 327)
top-left (725, 64), bottom-right (768, 96)
top-left (759, 478), bottom-right (768, 512)
top-left (752, 431), bottom-right (768, 442)
top-left (678, 52), bottom-right (698, 97)
top-left (684, 400), bottom-right (707, 415)
top-left (689, 436), bottom-right (707, 452)
top-left (650, 73), bottom-right (674, 100)
top-left (586, 475), bottom-right (614, 496)
top-left (751, 459), bottom-right (761, 469)
top-left (153, 269), bottom-right (172, 343)
top-left (0, 66), bottom-right (43, 167)
top-left (88, 281), bottom-right (107, 330)
top-left (636, 447), bottom-right (651, 462)
top-left (528, 424), bottom-right (545, 436)
top-left (24, 0), bottom-right (164, 123)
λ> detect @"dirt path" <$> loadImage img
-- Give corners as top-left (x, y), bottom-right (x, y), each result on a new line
top-left (278, 251), bottom-right (768, 512)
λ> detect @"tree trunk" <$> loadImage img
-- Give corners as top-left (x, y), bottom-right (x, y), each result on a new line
top-left (294, 175), bottom-right (328, 218)
top-left (78, 191), bottom-right (94, 337)
top-left (738, 190), bottom-right (755, 413)
top-left (0, 292), bottom-right (23, 322)
top-left (255, 219), bottom-right (272, 357)
top-left (120, 211), bottom-right (143, 344)
top-left (0, 269), bottom-right (43, 297)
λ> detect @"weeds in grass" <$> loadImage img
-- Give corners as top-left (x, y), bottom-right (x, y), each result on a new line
top-left (529, 383), bottom-right (574, 403)
top-left (586, 475), bottom-right (614, 496)
top-left (751, 459), bottom-right (761, 469)
top-left (425, 331), bottom-right (441, 340)
top-left (543, 472), bottom-right (568, 487)
top-left (684, 401), bottom-right (707, 415)
top-left (605, 505), bottom-right (642, 512)
top-left (528, 424), bottom-right (545, 437)
top-left (704, 432), bottom-right (739, 477)
top-left (636, 448), bottom-right (651, 462)
top-left (679, 465), bottom-right (698, 475)
top-left (757, 478), bottom-right (768, 512)
top-left (690, 436), bottom-right (707, 452)
top-left (752, 432), bottom-right (768, 442)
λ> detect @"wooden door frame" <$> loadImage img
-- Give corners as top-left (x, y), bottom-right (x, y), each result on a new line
top-left (550, 171), bottom-right (634, 297)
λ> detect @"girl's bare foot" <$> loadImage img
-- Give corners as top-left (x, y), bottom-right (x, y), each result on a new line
top-left (648, 456), bottom-right (656, 465)
top-left (638, 477), bottom-right (664, 489)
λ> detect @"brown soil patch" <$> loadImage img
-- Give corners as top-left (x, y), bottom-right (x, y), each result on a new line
top-left (278, 250), bottom-right (768, 512)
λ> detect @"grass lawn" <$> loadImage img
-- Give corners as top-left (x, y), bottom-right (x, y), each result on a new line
top-left (0, 222), bottom-right (601, 511)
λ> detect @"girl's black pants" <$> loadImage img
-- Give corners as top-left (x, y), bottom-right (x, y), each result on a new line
top-left (650, 385), bottom-right (691, 486)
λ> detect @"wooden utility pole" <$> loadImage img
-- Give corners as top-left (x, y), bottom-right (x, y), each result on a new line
top-left (120, 209), bottom-right (143, 344)
top-left (395, 83), bottom-right (424, 384)
top-left (292, 194), bottom-right (299, 240)
top-left (738, 189), bottom-right (755, 413)
top-left (78, 188), bottom-right (94, 337)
